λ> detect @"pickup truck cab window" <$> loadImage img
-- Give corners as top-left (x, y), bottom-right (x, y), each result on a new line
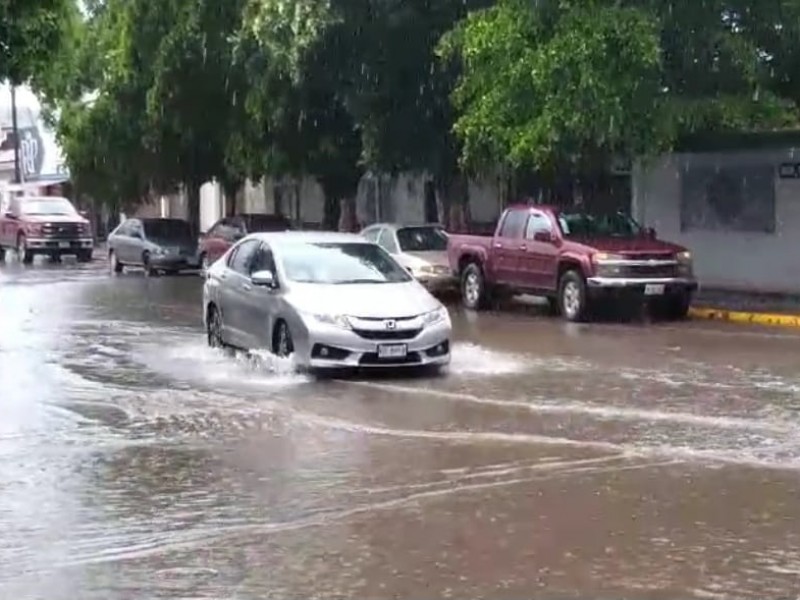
top-left (498, 209), bottom-right (527, 238)
top-left (524, 212), bottom-right (553, 239)
top-left (558, 211), bottom-right (641, 238)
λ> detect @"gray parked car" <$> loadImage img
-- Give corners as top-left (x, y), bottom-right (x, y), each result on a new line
top-left (360, 223), bottom-right (456, 292)
top-left (203, 231), bottom-right (452, 371)
top-left (108, 217), bottom-right (200, 276)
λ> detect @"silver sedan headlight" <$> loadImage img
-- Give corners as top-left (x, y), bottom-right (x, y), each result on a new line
top-left (422, 306), bottom-right (449, 326)
top-left (306, 312), bottom-right (352, 329)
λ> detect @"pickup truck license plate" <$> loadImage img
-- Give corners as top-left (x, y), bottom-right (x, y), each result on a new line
top-left (377, 343), bottom-right (407, 359)
top-left (58, 242), bottom-right (71, 249)
top-left (644, 284), bottom-right (665, 296)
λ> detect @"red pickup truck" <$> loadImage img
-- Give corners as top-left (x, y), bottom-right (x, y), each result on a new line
top-left (0, 195), bottom-right (93, 264)
top-left (447, 205), bottom-right (697, 321)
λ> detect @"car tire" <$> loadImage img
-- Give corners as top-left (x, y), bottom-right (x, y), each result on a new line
top-left (0, 247), bottom-right (5, 262)
top-left (207, 305), bottom-right (226, 348)
top-left (109, 250), bottom-right (124, 274)
top-left (77, 249), bottom-right (93, 263)
top-left (461, 262), bottom-right (489, 310)
top-left (273, 320), bottom-right (294, 357)
top-left (666, 291), bottom-right (692, 320)
top-left (17, 233), bottom-right (33, 264)
top-left (558, 270), bottom-right (589, 322)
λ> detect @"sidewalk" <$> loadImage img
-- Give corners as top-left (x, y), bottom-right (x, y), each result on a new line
top-left (691, 288), bottom-right (800, 328)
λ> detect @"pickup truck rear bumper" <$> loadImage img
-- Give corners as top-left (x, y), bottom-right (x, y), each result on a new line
top-left (587, 276), bottom-right (698, 293)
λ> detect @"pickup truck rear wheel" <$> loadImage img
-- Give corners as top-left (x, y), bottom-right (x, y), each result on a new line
top-left (559, 270), bottom-right (589, 322)
top-left (461, 263), bottom-right (489, 310)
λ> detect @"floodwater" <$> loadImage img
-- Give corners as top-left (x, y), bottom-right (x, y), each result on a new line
top-left (2, 259), bottom-right (800, 599)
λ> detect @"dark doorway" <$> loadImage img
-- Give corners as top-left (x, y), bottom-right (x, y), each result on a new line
top-left (424, 180), bottom-right (438, 223)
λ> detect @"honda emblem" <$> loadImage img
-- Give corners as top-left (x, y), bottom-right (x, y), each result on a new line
top-left (384, 319), bottom-right (397, 330)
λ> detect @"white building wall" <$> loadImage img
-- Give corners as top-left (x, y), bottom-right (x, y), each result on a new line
top-left (199, 181), bottom-right (223, 232)
top-left (633, 149), bottom-right (800, 294)
top-left (165, 171), bottom-right (505, 232)
top-left (468, 177), bottom-right (503, 224)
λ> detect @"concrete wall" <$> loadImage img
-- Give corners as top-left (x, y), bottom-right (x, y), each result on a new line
top-left (633, 149), bottom-right (800, 293)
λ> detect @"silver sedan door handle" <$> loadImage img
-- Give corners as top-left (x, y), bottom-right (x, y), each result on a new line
top-left (242, 283), bottom-right (252, 291)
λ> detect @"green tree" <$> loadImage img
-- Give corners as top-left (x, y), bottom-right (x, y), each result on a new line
top-left (144, 0), bottom-right (249, 231)
top-left (237, 0), bottom-right (364, 229)
top-left (1, 0), bottom-right (77, 84)
top-left (441, 0), bottom-right (800, 202)
top-left (40, 0), bottom-right (161, 212)
top-left (440, 0), bottom-right (670, 186)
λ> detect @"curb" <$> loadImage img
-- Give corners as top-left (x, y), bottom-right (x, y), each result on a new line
top-left (689, 307), bottom-right (800, 328)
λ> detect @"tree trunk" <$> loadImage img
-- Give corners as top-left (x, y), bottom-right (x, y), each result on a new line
top-left (436, 173), bottom-right (468, 233)
top-left (323, 194), bottom-right (341, 231)
top-left (225, 190), bottom-right (237, 217)
top-left (187, 182), bottom-right (201, 237)
top-left (338, 196), bottom-right (358, 232)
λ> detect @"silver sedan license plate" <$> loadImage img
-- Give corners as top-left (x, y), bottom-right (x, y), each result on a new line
top-left (59, 242), bottom-right (71, 249)
top-left (377, 343), bottom-right (407, 359)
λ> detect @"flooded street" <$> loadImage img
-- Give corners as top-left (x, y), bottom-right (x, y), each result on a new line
top-left (3, 260), bottom-right (800, 599)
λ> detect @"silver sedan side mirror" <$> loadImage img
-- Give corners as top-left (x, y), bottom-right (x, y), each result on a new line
top-left (251, 270), bottom-right (276, 287)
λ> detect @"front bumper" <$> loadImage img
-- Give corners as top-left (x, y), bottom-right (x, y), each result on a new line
top-left (299, 316), bottom-right (452, 370)
top-left (415, 273), bottom-right (459, 293)
top-left (587, 276), bottom-right (698, 294)
top-left (26, 237), bottom-right (93, 252)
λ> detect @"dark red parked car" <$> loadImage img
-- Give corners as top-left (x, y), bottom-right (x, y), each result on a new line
top-left (198, 213), bottom-right (292, 272)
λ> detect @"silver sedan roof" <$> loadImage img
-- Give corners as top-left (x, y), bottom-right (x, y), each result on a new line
top-left (361, 223), bottom-right (443, 232)
top-left (245, 231), bottom-right (372, 245)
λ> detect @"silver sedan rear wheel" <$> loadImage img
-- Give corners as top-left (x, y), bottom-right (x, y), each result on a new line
top-left (207, 307), bottom-right (225, 348)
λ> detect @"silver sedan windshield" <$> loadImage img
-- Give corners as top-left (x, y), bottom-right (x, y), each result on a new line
top-left (280, 242), bottom-right (412, 285)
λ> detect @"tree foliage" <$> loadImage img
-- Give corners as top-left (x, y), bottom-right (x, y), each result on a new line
top-left (442, 0), bottom-right (800, 176)
top-left (34, 0), bottom-right (800, 217)
top-left (1, 0), bottom-right (77, 84)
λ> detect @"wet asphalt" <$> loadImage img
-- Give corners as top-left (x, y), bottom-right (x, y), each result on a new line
top-left (2, 257), bottom-right (800, 599)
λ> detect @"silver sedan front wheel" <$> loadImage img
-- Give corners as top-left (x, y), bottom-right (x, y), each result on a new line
top-left (274, 321), bottom-right (294, 357)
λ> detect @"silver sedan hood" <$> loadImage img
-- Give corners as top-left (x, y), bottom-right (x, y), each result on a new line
top-left (287, 280), bottom-right (441, 319)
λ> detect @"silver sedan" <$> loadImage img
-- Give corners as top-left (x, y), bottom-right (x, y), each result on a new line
top-left (202, 231), bottom-right (452, 371)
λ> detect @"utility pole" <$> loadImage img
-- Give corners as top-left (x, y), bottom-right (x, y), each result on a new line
top-left (10, 84), bottom-right (21, 183)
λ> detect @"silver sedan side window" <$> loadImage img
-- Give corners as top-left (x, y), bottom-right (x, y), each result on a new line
top-left (228, 240), bottom-right (259, 274)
